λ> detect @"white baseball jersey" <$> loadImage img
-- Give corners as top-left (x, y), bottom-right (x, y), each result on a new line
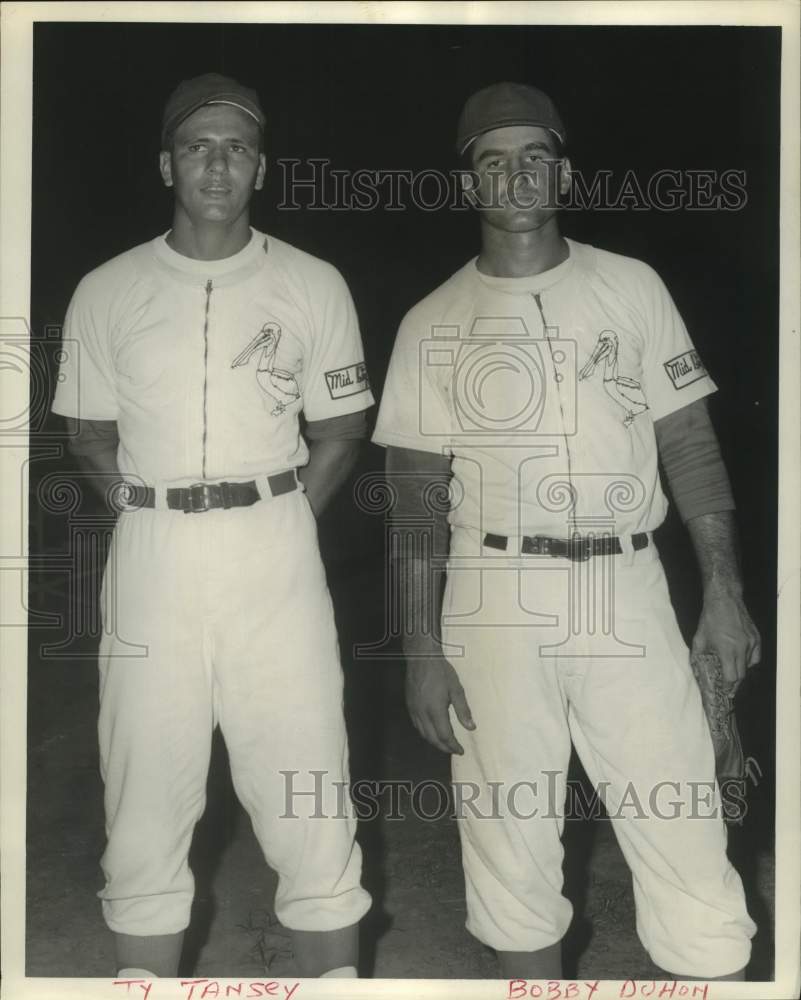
top-left (373, 239), bottom-right (716, 537)
top-left (52, 228), bottom-right (374, 483)
top-left (50, 229), bottom-right (375, 938)
top-left (373, 239), bottom-right (754, 976)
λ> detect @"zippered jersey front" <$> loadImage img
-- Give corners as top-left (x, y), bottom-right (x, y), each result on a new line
top-left (52, 229), bottom-right (374, 485)
top-left (201, 279), bottom-right (213, 479)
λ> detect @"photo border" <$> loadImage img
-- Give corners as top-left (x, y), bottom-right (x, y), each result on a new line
top-left (2, 3), bottom-right (798, 999)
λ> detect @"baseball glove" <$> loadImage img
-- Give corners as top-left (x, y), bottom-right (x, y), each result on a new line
top-left (690, 650), bottom-right (746, 823)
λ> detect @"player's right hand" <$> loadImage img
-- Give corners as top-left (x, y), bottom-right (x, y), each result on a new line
top-left (405, 657), bottom-right (476, 755)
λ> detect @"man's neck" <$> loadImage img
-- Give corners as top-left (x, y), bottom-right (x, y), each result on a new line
top-left (166, 217), bottom-right (252, 261)
top-left (477, 220), bottom-right (568, 278)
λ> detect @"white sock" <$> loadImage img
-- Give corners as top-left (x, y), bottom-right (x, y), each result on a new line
top-left (117, 969), bottom-right (158, 978)
top-left (320, 966), bottom-right (357, 978)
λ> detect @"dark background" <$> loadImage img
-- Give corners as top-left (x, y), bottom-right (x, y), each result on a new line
top-left (27, 19), bottom-right (780, 977)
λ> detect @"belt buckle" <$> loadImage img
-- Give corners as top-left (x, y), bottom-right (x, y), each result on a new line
top-left (567, 535), bottom-right (592, 562)
top-left (522, 536), bottom-right (554, 556)
top-left (187, 482), bottom-right (213, 513)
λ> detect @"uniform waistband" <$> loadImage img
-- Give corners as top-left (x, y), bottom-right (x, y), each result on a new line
top-left (448, 525), bottom-right (657, 568)
top-left (483, 531), bottom-right (650, 561)
top-left (114, 470), bottom-right (300, 513)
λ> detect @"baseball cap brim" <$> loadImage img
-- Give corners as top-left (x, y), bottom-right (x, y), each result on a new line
top-left (161, 74), bottom-right (266, 148)
top-left (459, 122), bottom-right (565, 156)
top-left (456, 82), bottom-right (566, 155)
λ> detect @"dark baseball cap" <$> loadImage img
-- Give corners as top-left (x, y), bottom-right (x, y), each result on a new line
top-left (456, 82), bottom-right (566, 155)
top-left (161, 73), bottom-right (266, 149)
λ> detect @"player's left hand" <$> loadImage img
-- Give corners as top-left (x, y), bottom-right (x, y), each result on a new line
top-left (692, 582), bottom-right (761, 691)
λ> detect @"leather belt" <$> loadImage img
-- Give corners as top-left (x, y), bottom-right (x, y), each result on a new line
top-left (483, 531), bottom-right (649, 562)
top-left (119, 470), bottom-right (298, 513)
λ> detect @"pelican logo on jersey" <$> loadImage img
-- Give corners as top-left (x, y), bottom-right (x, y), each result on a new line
top-left (664, 349), bottom-right (708, 391)
top-left (579, 329), bottom-right (649, 427)
top-left (325, 362), bottom-right (371, 400)
top-left (231, 323), bottom-right (302, 416)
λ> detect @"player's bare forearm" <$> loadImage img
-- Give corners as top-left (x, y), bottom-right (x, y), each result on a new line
top-left (299, 438), bottom-right (361, 516)
top-left (386, 445), bottom-right (451, 659)
top-left (76, 448), bottom-right (122, 494)
top-left (73, 448), bottom-right (123, 508)
top-left (687, 509), bottom-right (742, 593)
top-left (400, 552), bottom-right (447, 659)
top-left (386, 445), bottom-right (475, 754)
top-left (686, 510), bottom-right (761, 687)
top-left (654, 402), bottom-right (760, 685)
top-left (399, 552), bottom-right (474, 755)
top-left (64, 417), bottom-right (122, 502)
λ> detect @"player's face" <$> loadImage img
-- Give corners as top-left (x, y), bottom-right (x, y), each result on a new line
top-left (159, 104), bottom-right (266, 227)
top-left (463, 125), bottom-right (570, 234)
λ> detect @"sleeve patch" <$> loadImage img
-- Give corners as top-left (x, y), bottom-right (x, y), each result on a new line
top-left (324, 362), bottom-right (371, 399)
top-left (663, 350), bottom-right (707, 390)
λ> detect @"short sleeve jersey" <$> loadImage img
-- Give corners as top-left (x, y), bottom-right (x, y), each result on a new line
top-left (373, 239), bottom-right (716, 537)
top-left (52, 229), bottom-right (374, 484)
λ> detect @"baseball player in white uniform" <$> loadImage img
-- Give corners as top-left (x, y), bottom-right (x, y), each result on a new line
top-left (373, 83), bottom-right (760, 980)
top-left (52, 73), bottom-right (372, 980)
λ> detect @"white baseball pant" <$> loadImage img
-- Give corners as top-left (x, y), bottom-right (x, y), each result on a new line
top-left (96, 488), bottom-right (371, 936)
top-left (443, 526), bottom-right (755, 977)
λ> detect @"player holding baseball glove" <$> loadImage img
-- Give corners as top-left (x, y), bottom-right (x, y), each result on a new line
top-left (374, 83), bottom-right (760, 981)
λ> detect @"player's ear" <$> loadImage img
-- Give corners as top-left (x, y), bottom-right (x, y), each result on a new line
top-left (255, 152), bottom-right (266, 192)
top-left (159, 150), bottom-right (174, 188)
top-left (559, 157), bottom-right (572, 197)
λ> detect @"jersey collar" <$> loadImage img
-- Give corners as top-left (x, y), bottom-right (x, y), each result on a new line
top-left (151, 227), bottom-right (267, 286)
